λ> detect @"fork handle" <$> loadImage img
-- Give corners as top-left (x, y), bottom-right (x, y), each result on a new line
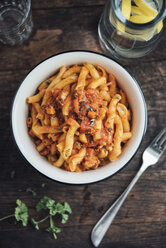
top-left (91, 163), bottom-right (147, 247)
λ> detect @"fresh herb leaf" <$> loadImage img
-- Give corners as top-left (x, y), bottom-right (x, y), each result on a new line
top-left (61, 213), bottom-right (69, 224)
top-left (36, 196), bottom-right (54, 211)
top-left (0, 196), bottom-right (71, 240)
top-left (63, 202), bottom-right (72, 214)
top-left (46, 216), bottom-right (61, 239)
top-left (34, 197), bottom-right (71, 239)
top-left (14, 200), bottom-right (29, 226)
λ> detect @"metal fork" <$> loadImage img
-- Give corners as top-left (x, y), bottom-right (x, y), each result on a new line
top-left (91, 128), bottom-right (166, 247)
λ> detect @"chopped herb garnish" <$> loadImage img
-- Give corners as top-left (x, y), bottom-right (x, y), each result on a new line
top-left (90, 140), bottom-right (94, 144)
top-left (45, 80), bottom-right (51, 85)
top-left (88, 108), bottom-right (96, 112)
top-left (115, 96), bottom-right (120, 99)
top-left (51, 117), bottom-right (56, 120)
top-left (108, 128), bottom-right (112, 132)
top-left (78, 119), bottom-right (81, 124)
top-left (58, 126), bottom-right (63, 131)
top-left (90, 119), bottom-right (95, 126)
top-left (54, 133), bottom-right (58, 136)
top-left (99, 105), bottom-right (103, 108)
top-left (87, 154), bottom-right (90, 157)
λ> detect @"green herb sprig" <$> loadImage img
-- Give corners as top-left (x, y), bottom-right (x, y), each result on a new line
top-left (0, 199), bottom-right (28, 227)
top-left (0, 196), bottom-right (72, 240)
top-left (31, 196), bottom-right (72, 239)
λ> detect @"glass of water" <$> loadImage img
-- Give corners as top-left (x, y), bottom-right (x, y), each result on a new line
top-left (0, 0), bottom-right (33, 45)
top-left (98, 0), bottom-right (166, 60)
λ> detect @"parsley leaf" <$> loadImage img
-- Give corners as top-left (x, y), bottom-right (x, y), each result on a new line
top-left (0, 196), bottom-right (71, 240)
top-left (36, 196), bottom-right (55, 211)
top-left (32, 196), bottom-right (72, 239)
top-left (15, 199), bottom-right (29, 227)
top-left (46, 215), bottom-right (61, 239)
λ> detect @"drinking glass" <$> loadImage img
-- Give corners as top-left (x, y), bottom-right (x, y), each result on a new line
top-left (98, 0), bottom-right (166, 60)
top-left (0, 0), bottom-right (33, 45)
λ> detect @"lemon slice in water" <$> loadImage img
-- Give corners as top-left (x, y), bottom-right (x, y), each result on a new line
top-left (131, 0), bottom-right (163, 34)
top-left (121, 0), bottom-right (131, 19)
top-left (134, 0), bottom-right (158, 16)
top-left (130, 15), bottom-right (154, 23)
top-left (114, 0), bottom-right (163, 41)
top-left (116, 0), bottom-right (131, 33)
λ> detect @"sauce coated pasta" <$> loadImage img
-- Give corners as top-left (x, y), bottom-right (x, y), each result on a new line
top-left (26, 63), bottom-right (132, 172)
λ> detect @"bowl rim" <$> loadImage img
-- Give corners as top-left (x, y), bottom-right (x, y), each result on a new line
top-left (11, 50), bottom-right (148, 185)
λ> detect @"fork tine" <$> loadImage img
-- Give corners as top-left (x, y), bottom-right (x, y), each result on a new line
top-left (158, 133), bottom-right (166, 148)
top-left (151, 128), bottom-right (166, 147)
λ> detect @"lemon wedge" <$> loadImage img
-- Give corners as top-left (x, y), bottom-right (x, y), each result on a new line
top-left (129, 15), bottom-right (154, 23)
top-left (117, 0), bottom-right (131, 33)
top-left (113, 0), bottom-right (163, 41)
top-left (134, 0), bottom-right (158, 16)
top-left (131, 6), bottom-right (152, 16)
top-left (121, 0), bottom-right (131, 19)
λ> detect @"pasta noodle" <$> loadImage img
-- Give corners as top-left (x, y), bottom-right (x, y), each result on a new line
top-left (26, 63), bottom-right (132, 172)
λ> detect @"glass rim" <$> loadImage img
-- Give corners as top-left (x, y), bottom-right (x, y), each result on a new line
top-left (0, 0), bottom-right (31, 34)
top-left (112, 0), bottom-right (166, 30)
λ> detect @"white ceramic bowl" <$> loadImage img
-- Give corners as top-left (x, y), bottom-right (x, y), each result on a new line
top-left (11, 51), bottom-right (147, 184)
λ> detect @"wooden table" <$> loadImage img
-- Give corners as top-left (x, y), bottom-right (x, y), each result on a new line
top-left (0, 1), bottom-right (166, 247)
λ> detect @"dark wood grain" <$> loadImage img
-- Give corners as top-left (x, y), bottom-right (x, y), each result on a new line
top-left (0, 0), bottom-right (166, 247)
top-left (31, 0), bottom-right (106, 9)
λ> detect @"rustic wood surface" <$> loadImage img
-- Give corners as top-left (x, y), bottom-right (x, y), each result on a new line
top-left (0, 1), bottom-right (166, 247)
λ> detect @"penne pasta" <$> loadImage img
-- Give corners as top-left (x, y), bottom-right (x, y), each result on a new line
top-left (26, 63), bottom-right (132, 172)
top-left (84, 62), bottom-right (100, 79)
top-left (109, 115), bottom-right (123, 162)
top-left (62, 118), bottom-right (80, 159)
top-left (87, 77), bottom-right (106, 89)
top-left (26, 89), bottom-right (46, 103)
top-left (117, 103), bottom-right (130, 132)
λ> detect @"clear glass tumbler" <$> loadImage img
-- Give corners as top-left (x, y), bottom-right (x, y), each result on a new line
top-left (0, 0), bottom-right (33, 45)
top-left (98, 0), bottom-right (166, 60)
